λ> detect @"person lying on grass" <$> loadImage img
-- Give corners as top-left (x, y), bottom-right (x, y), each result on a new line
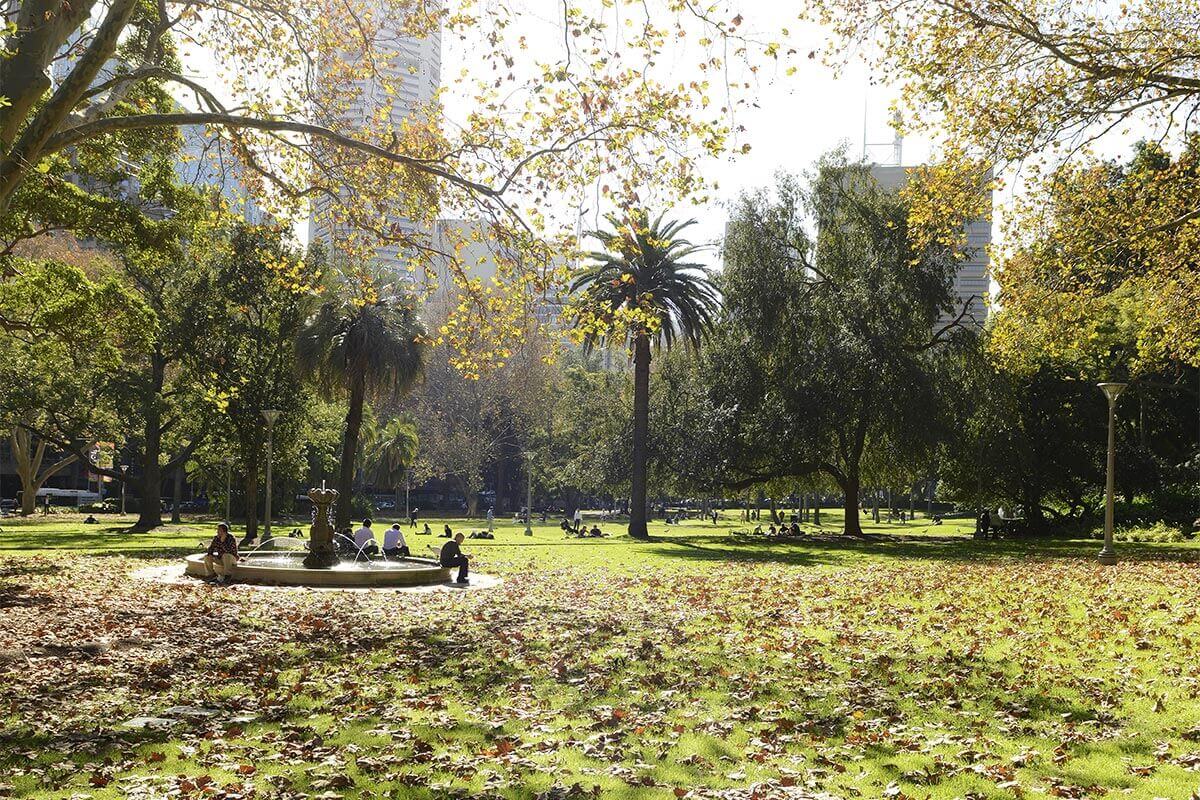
top-left (203, 523), bottom-right (240, 584)
top-left (439, 532), bottom-right (470, 585)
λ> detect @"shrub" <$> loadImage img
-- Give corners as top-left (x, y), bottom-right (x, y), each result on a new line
top-left (1093, 520), bottom-right (1189, 543)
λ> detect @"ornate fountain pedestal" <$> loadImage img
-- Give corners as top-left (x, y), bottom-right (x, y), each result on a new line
top-left (303, 486), bottom-right (341, 569)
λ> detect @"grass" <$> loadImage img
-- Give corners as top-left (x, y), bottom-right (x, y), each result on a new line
top-left (2, 510), bottom-right (1200, 798)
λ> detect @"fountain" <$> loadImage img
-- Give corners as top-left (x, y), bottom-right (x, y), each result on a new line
top-left (183, 483), bottom-right (453, 587)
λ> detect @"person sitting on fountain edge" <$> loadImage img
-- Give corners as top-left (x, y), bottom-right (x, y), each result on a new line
top-left (203, 523), bottom-right (240, 584)
top-left (353, 518), bottom-right (379, 558)
top-left (383, 523), bottom-right (410, 558)
top-left (439, 532), bottom-right (470, 585)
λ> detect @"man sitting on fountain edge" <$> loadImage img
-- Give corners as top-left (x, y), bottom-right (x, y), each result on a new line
top-left (439, 532), bottom-right (470, 585)
top-left (383, 523), bottom-right (410, 558)
top-left (354, 518), bottom-right (380, 558)
top-left (203, 523), bottom-right (240, 584)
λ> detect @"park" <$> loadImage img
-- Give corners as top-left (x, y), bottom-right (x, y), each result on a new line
top-left (4, 0), bottom-right (1200, 798)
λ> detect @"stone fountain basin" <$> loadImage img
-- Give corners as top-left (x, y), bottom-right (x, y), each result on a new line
top-left (183, 551), bottom-right (452, 587)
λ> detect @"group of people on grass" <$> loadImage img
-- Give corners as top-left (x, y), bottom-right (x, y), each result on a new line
top-left (201, 517), bottom-right (473, 585)
top-left (752, 521), bottom-right (805, 538)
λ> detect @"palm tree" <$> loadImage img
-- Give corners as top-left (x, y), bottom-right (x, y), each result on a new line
top-left (298, 278), bottom-right (426, 530)
top-left (368, 416), bottom-right (420, 517)
top-left (571, 212), bottom-right (720, 539)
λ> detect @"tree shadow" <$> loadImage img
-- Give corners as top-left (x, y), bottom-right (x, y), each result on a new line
top-left (640, 531), bottom-right (1200, 568)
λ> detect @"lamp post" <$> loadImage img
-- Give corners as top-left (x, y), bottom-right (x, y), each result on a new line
top-left (224, 460), bottom-right (232, 524)
top-left (119, 464), bottom-right (129, 516)
top-left (1098, 383), bottom-right (1127, 565)
top-left (524, 451), bottom-right (534, 536)
top-left (262, 409), bottom-right (281, 544)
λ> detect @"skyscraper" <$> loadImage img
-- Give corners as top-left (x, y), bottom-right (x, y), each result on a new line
top-left (307, 6), bottom-right (443, 271)
top-left (870, 164), bottom-right (992, 330)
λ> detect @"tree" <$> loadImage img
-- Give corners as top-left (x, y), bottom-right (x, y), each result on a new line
top-left (0, 257), bottom-right (153, 516)
top-left (990, 140), bottom-right (1200, 377)
top-left (298, 274), bottom-right (426, 530)
top-left (9, 428), bottom-right (78, 515)
top-left (807, 0), bottom-right (1200, 366)
top-left (368, 417), bottom-right (420, 515)
top-left (807, 1), bottom-right (1200, 170)
top-left (570, 213), bottom-right (720, 538)
top-left (195, 223), bottom-right (322, 541)
top-left (407, 346), bottom-right (504, 519)
top-left (0, 0), bottom-right (758, 368)
top-left (711, 157), bottom-right (979, 535)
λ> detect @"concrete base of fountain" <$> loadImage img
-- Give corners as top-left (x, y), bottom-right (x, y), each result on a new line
top-left (183, 551), bottom-right (453, 587)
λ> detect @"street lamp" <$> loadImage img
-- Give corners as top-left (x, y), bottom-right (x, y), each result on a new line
top-left (118, 464), bottom-right (129, 516)
top-left (1098, 383), bottom-right (1127, 565)
top-left (524, 451), bottom-right (534, 536)
top-left (262, 409), bottom-right (281, 544)
top-left (224, 459), bottom-right (232, 525)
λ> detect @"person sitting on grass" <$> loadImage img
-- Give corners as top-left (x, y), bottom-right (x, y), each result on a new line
top-left (439, 532), bottom-right (470, 585)
top-left (789, 521), bottom-right (802, 536)
top-left (353, 518), bottom-right (379, 558)
top-left (203, 523), bottom-right (240, 584)
top-left (441, 523), bottom-right (453, 539)
top-left (383, 523), bottom-right (409, 558)
top-left (589, 525), bottom-right (603, 537)
top-left (422, 522), bottom-right (432, 536)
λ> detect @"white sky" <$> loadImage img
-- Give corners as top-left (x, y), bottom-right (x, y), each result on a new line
top-left (438, 2), bottom-right (935, 266)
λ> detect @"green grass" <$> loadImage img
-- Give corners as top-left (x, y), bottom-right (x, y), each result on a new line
top-left (2, 511), bottom-right (1200, 798)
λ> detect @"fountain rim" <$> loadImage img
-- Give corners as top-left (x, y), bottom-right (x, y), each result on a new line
top-left (182, 551), bottom-right (454, 587)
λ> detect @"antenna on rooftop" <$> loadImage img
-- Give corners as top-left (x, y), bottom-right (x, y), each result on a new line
top-left (862, 91), bottom-right (904, 166)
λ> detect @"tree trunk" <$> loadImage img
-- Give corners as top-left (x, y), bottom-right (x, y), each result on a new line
top-left (842, 474), bottom-right (863, 536)
top-left (336, 375), bottom-right (366, 531)
top-left (133, 351), bottom-right (167, 531)
top-left (629, 334), bottom-right (651, 539)
top-left (495, 450), bottom-right (507, 514)
top-left (769, 497), bottom-right (780, 524)
top-left (814, 495), bottom-right (821, 526)
top-left (243, 470), bottom-right (259, 544)
top-left (11, 429), bottom-right (77, 515)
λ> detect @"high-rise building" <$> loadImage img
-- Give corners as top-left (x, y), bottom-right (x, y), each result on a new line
top-left (870, 164), bottom-right (992, 329)
top-left (308, 8), bottom-right (443, 271)
top-left (175, 126), bottom-right (268, 224)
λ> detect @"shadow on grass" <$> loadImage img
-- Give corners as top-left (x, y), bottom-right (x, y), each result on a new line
top-left (639, 531), bottom-right (1200, 568)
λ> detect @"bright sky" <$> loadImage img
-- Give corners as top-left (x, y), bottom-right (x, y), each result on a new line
top-left (438, 2), bottom-right (935, 266)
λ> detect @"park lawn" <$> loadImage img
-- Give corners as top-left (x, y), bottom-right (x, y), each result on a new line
top-left (2, 514), bottom-right (1200, 799)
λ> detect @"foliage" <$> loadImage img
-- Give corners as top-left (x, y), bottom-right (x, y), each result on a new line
top-left (0, 0), bottom-right (767, 370)
top-left (569, 212), bottom-right (720, 537)
top-left (711, 156), bottom-right (978, 534)
top-left (991, 140), bottom-right (1200, 377)
top-left (298, 271), bottom-right (425, 529)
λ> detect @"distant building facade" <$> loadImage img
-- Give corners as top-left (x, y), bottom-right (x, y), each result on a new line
top-left (308, 9), bottom-right (443, 271)
top-left (870, 164), bottom-right (992, 329)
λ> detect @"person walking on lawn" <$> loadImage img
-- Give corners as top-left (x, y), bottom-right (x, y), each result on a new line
top-left (203, 523), bottom-right (240, 584)
top-left (439, 532), bottom-right (471, 585)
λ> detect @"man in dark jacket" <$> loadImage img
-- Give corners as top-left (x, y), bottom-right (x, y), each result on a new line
top-left (439, 532), bottom-right (470, 585)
